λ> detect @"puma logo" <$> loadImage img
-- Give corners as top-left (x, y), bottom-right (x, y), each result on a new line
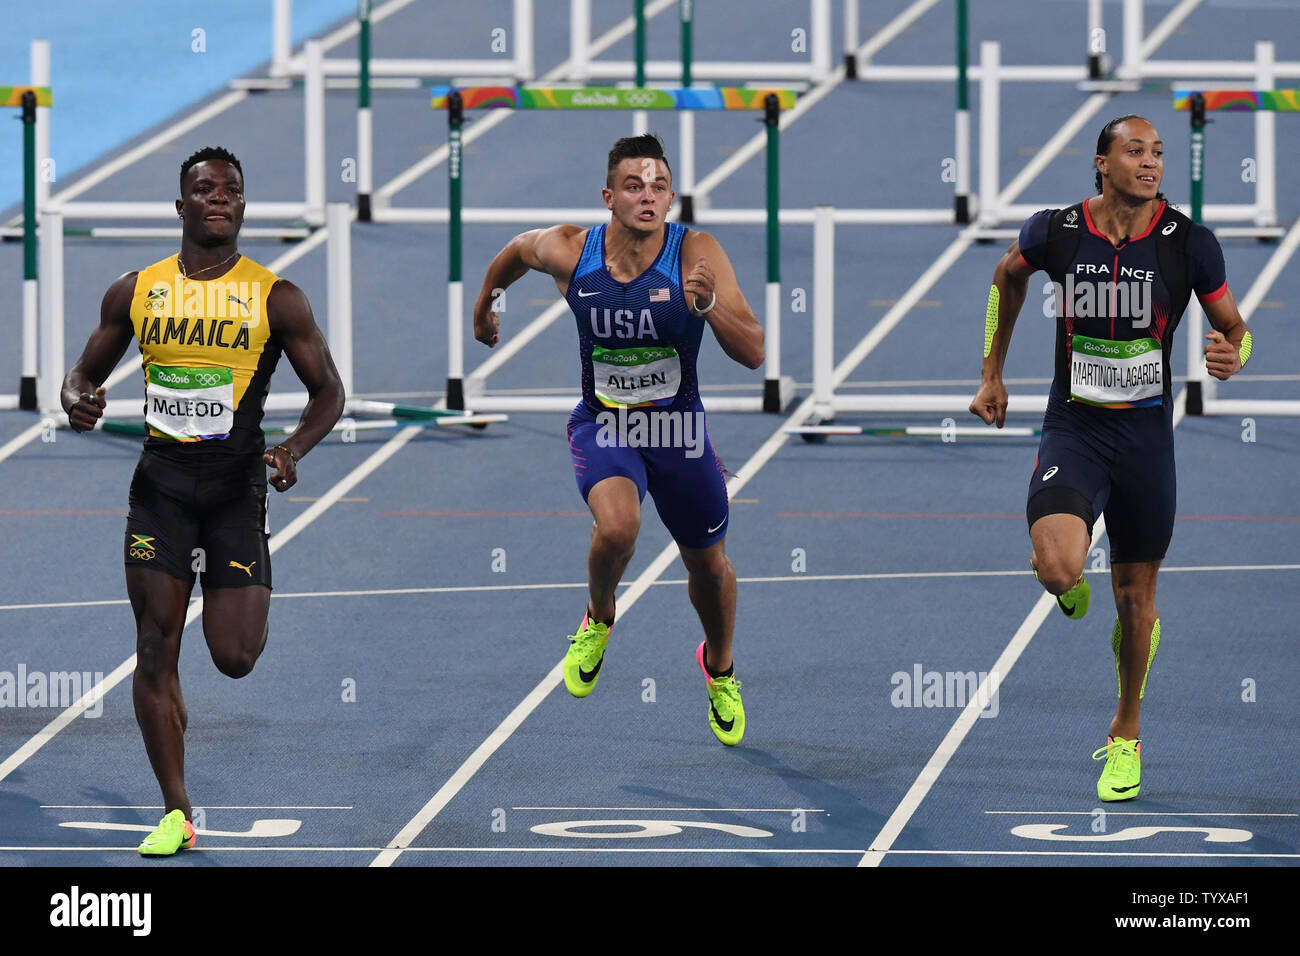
top-left (228, 560), bottom-right (257, 577)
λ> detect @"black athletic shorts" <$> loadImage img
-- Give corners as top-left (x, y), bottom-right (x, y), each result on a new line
top-left (124, 450), bottom-right (272, 589)
top-left (1026, 396), bottom-right (1175, 564)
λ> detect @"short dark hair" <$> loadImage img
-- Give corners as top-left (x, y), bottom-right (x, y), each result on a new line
top-left (181, 146), bottom-right (243, 192)
top-left (606, 133), bottom-right (672, 188)
top-left (1094, 115), bottom-right (1165, 200)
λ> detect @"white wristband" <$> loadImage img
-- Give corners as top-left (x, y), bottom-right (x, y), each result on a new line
top-left (691, 291), bottom-right (717, 315)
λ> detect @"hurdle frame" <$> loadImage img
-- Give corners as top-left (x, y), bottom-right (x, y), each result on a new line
top-left (36, 200), bottom-right (505, 432)
top-left (262, 0), bottom-right (535, 84)
top-left (566, 0), bottom-right (831, 85)
top-left (432, 85), bottom-right (799, 415)
top-left (6, 38), bottom-right (331, 233)
top-left (1179, 89), bottom-right (1300, 418)
top-left (1, 84), bottom-right (50, 412)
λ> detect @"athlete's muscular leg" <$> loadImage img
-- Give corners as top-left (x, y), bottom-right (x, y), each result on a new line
top-left (678, 540), bottom-right (736, 673)
top-left (1109, 560), bottom-right (1160, 740)
top-left (202, 585), bottom-right (270, 678)
top-left (127, 568), bottom-right (194, 819)
top-left (1029, 513), bottom-right (1089, 594)
top-left (585, 476), bottom-right (641, 624)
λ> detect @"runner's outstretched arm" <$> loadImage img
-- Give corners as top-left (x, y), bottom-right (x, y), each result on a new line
top-left (61, 273), bottom-right (139, 432)
top-left (264, 279), bottom-right (346, 491)
top-left (473, 225), bottom-right (583, 347)
top-left (681, 231), bottom-right (764, 370)
top-left (970, 241), bottom-right (1034, 428)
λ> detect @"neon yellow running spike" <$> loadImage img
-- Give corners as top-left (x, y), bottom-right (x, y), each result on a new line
top-left (563, 612), bottom-right (611, 698)
top-left (138, 809), bottom-right (196, 857)
top-left (1114, 618), bottom-right (1161, 698)
top-left (1033, 565), bottom-right (1089, 619)
top-left (1093, 736), bottom-right (1141, 801)
top-left (983, 285), bottom-right (1000, 358)
top-left (696, 642), bottom-right (745, 746)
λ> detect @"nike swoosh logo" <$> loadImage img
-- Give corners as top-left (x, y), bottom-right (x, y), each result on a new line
top-left (577, 289), bottom-right (599, 297)
top-left (1110, 784), bottom-right (1139, 793)
top-left (1058, 599), bottom-right (1075, 614)
top-left (707, 518), bottom-right (727, 534)
top-left (711, 705), bottom-right (734, 733)
top-left (578, 656), bottom-right (604, 683)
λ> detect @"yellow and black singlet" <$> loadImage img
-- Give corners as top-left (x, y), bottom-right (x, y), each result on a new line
top-left (128, 254), bottom-right (282, 459)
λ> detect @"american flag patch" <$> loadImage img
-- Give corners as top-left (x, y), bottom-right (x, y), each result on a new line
top-left (650, 288), bottom-right (670, 302)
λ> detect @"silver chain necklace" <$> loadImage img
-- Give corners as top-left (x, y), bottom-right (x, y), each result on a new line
top-left (178, 248), bottom-right (239, 279)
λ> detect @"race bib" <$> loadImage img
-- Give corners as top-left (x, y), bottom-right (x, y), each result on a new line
top-left (145, 364), bottom-right (234, 440)
top-left (1070, 335), bottom-right (1163, 408)
top-left (592, 346), bottom-right (681, 408)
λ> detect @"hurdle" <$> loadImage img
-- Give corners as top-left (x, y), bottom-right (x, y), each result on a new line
top-left (4, 38), bottom-right (331, 233)
top-left (1, 84), bottom-right (50, 411)
top-left (257, 0), bottom-right (535, 85)
top-left (426, 85), bottom-right (798, 415)
top-left (1179, 89), bottom-right (1300, 418)
top-left (34, 201), bottom-right (505, 433)
top-left (567, 0), bottom-right (831, 85)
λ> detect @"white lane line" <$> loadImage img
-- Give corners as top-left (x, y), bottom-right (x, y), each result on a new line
top-left (511, 807), bottom-right (826, 812)
top-left (41, 805), bottom-right (352, 810)
top-left (0, 423), bottom-right (45, 466)
top-left (1238, 214), bottom-right (1300, 318)
top-left (985, 811), bottom-right (1298, 817)
top-left (7, 563), bottom-right (1296, 612)
top-left (3, 846), bottom-right (1296, 858)
top-left (0, 427), bottom-right (420, 785)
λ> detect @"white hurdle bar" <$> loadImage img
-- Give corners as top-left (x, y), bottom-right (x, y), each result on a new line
top-left (39, 203), bottom-right (357, 422)
top-left (268, 0), bottom-right (535, 82)
top-left (973, 41), bottom-right (1290, 234)
top-left (566, 0), bottom-right (832, 84)
top-left (809, 206), bottom-right (1300, 422)
top-left (807, 206), bottom-right (1050, 420)
top-left (1183, 215), bottom-right (1300, 417)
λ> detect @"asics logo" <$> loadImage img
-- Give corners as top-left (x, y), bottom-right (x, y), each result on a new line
top-left (194, 372), bottom-right (223, 386)
top-left (1161, 222), bottom-right (1177, 236)
top-left (1042, 466), bottom-right (1059, 480)
top-left (577, 289), bottom-right (599, 298)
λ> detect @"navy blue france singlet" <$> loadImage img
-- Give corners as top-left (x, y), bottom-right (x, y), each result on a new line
top-left (564, 222), bottom-right (705, 415)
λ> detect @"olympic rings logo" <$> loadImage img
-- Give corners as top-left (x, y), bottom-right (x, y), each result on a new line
top-left (624, 89), bottom-right (657, 107)
top-left (194, 372), bottom-right (223, 386)
top-left (129, 547), bottom-right (155, 560)
top-left (1122, 342), bottom-right (1149, 356)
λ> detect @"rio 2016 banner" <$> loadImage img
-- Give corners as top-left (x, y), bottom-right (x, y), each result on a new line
top-left (1173, 89), bottom-right (1300, 112)
top-left (431, 86), bottom-right (797, 111)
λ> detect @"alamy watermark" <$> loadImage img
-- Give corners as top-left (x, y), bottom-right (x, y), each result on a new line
top-left (0, 666), bottom-right (105, 717)
top-left (595, 407), bottom-right (708, 459)
top-left (891, 664), bottom-right (1001, 718)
